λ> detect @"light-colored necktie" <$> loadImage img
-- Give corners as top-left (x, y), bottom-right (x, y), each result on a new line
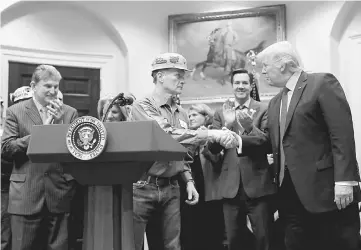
top-left (39, 107), bottom-right (48, 124)
top-left (279, 87), bottom-right (289, 186)
top-left (235, 105), bottom-right (248, 135)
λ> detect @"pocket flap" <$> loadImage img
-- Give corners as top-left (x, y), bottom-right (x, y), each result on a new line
top-left (10, 173), bottom-right (26, 182)
top-left (316, 155), bottom-right (334, 171)
top-left (63, 173), bottom-right (75, 181)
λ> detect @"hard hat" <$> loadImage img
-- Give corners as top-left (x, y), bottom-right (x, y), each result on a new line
top-left (151, 52), bottom-right (191, 72)
top-left (10, 86), bottom-right (33, 103)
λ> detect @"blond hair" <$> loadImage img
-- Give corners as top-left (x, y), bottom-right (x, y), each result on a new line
top-left (257, 41), bottom-right (302, 73)
top-left (188, 103), bottom-right (214, 127)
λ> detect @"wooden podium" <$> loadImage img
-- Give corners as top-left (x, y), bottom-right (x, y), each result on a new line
top-left (27, 121), bottom-right (187, 250)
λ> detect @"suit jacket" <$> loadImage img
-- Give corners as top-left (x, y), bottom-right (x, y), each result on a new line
top-left (199, 143), bottom-right (223, 202)
top-left (267, 71), bottom-right (360, 213)
top-left (209, 99), bottom-right (277, 199)
top-left (1, 98), bottom-right (78, 215)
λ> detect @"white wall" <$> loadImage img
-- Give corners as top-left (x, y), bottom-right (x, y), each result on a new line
top-left (338, 2), bottom-right (361, 166)
top-left (0, 1), bottom-right (347, 99)
top-left (76, 1), bottom-right (344, 98)
top-left (0, 2), bottom-right (127, 104)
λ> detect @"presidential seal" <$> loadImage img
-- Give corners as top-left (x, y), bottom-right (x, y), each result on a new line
top-left (66, 116), bottom-right (107, 160)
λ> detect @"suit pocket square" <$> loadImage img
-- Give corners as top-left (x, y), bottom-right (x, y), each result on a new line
top-left (316, 155), bottom-right (333, 171)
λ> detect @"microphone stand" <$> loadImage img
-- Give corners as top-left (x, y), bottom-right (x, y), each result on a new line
top-left (101, 93), bottom-right (125, 122)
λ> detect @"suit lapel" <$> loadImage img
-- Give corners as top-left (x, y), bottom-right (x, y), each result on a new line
top-left (25, 99), bottom-right (43, 125)
top-left (284, 72), bottom-right (308, 137)
top-left (248, 99), bottom-right (260, 116)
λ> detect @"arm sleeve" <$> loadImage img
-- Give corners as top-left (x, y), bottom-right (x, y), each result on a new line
top-left (1, 108), bottom-right (31, 160)
top-left (318, 73), bottom-right (359, 183)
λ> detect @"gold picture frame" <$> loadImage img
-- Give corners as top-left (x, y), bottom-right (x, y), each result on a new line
top-left (168, 4), bottom-right (286, 104)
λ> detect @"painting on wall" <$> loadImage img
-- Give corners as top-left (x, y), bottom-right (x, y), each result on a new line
top-left (169, 4), bottom-right (286, 103)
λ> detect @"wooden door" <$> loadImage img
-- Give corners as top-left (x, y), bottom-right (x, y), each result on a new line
top-left (8, 62), bottom-right (100, 117)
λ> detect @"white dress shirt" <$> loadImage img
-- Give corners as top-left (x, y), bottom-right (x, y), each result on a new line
top-left (232, 98), bottom-right (252, 154)
top-left (33, 97), bottom-right (49, 124)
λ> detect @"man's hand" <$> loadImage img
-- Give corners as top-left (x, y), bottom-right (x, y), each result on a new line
top-left (236, 109), bottom-right (254, 133)
top-left (185, 181), bottom-right (199, 205)
top-left (47, 99), bottom-right (64, 123)
top-left (334, 184), bottom-right (354, 210)
top-left (222, 99), bottom-right (236, 128)
top-left (267, 154), bottom-right (274, 165)
top-left (218, 128), bottom-right (239, 149)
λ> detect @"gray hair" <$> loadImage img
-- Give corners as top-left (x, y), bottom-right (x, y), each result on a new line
top-left (257, 41), bottom-right (302, 73)
top-left (31, 65), bottom-right (62, 84)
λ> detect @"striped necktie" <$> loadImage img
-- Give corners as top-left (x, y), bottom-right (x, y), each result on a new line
top-left (39, 107), bottom-right (49, 124)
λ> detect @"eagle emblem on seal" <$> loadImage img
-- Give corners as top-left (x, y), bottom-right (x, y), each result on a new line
top-left (77, 126), bottom-right (97, 150)
top-left (66, 116), bottom-right (107, 160)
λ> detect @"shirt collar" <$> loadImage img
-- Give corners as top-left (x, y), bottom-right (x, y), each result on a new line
top-left (234, 97), bottom-right (251, 110)
top-left (151, 91), bottom-right (179, 111)
top-left (32, 96), bottom-right (46, 114)
top-left (285, 71), bottom-right (302, 92)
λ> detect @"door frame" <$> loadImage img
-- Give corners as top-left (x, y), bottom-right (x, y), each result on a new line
top-left (1, 44), bottom-right (113, 109)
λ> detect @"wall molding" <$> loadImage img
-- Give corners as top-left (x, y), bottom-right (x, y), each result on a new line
top-left (349, 34), bottom-right (361, 43)
top-left (1, 45), bottom-right (114, 108)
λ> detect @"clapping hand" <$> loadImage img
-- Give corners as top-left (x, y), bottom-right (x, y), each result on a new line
top-left (222, 99), bottom-right (236, 128)
top-left (236, 109), bottom-right (254, 133)
top-left (46, 99), bottom-right (64, 124)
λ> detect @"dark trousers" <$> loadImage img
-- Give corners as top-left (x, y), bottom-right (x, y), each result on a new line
top-left (180, 200), bottom-right (224, 250)
top-left (11, 207), bottom-right (69, 250)
top-left (1, 192), bottom-right (11, 250)
top-left (278, 169), bottom-right (360, 250)
top-left (223, 194), bottom-right (273, 250)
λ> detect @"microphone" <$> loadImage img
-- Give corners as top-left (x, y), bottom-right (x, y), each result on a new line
top-left (114, 93), bottom-right (134, 106)
top-left (101, 93), bottom-right (134, 122)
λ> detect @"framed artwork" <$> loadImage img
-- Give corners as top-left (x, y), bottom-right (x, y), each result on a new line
top-left (168, 4), bottom-right (286, 104)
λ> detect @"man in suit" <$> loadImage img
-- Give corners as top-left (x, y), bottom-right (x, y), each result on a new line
top-left (1, 64), bottom-right (78, 250)
top-left (254, 41), bottom-right (360, 250)
top-left (209, 69), bottom-right (277, 250)
top-left (1, 87), bottom-right (35, 250)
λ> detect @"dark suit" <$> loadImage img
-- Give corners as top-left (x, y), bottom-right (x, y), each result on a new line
top-left (266, 72), bottom-right (360, 250)
top-left (1, 98), bottom-right (78, 250)
top-left (180, 144), bottom-right (225, 250)
top-left (209, 99), bottom-right (277, 250)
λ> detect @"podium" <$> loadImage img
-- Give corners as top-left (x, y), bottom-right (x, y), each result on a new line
top-left (27, 120), bottom-right (187, 250)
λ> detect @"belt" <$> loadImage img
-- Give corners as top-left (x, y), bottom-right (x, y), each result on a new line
top-left (139, 174), bottom-right (179, 187)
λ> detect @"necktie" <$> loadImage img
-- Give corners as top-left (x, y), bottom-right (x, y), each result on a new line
top-left (235, 105), bottom-right (248, 135)
top-left (279, 87), bottom-right (289, 186)
top-left (40, 107), bottom-right (49, 124)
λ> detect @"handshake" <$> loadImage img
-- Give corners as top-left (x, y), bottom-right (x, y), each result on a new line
top-left (198, 126), bottom-right (240, 149)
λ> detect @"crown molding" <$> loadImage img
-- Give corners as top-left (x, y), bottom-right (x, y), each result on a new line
top-left (349, 34), bottom-right (361, 44)
top-left (1, 45), bottom-right (113, 65)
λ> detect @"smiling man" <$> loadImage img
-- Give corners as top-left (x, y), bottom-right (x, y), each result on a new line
top-left (208, 68), bottom-right (276, 250)
top-left (1, 65), bottom-right (78, 250)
